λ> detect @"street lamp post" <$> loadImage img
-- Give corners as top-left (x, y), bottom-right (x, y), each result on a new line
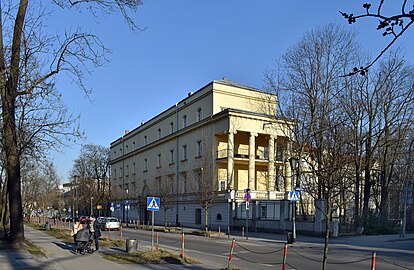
top-left (125, 188), bottom-right (129, 227)
top-left (74, 175), bottom-right (79, 217)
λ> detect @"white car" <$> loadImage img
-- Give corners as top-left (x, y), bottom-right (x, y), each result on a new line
top-left (102, 217), bottom-right (120, 231)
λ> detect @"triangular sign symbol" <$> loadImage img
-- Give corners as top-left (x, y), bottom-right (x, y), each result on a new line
top-left (149, 198), bottom-right (159, 209)
top-left (291, 192), bottom-right (299, 201)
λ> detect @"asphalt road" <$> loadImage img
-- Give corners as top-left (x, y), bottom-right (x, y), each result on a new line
top-left (100, 226), bottom-right (414, 270)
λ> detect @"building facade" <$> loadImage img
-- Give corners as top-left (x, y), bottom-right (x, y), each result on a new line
top-left (109, 79), bottom-right (296, 230)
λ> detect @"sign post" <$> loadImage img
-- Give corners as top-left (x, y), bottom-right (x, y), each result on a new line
top-left (244, 189), bottom-right (251, 240)
top-left (147, 197), bottom-right (160, 251)
top-left (288, 191), bottom-right (300, 243)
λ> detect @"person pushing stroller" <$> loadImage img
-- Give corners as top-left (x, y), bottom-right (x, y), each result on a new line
top-left (75, 224), bottom-right (93, 254)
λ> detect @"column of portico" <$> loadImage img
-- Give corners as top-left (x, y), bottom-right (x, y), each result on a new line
top-left (285, 151), bottom-right (292, 193)
top-left (248, 132), bottom-right (257, 189)
top-left (227, 130), bottom-right (236, 190)
top-left (268, 135), bottom-right (276, 191)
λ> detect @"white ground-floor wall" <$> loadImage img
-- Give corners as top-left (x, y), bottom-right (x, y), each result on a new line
top-left (109, 199), bottom-right (337, 237)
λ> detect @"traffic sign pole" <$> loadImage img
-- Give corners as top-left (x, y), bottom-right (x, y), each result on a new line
top-left (151, 210), bottom-right (154, 251)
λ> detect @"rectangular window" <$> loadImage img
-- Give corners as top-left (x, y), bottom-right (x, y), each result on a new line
top-left (182, 145), bottom-right (187, 160)
top-left (261, 206), bottom-right (267, 219)
top-left (158, 128), bottom-right (161, 139)
top-left (157, 154), bottom-right (161, 168)
top-left (182, 174), bottom-right (187, 193)
top-left (219, 180), bottom-right (226, 191)
top-left (170, 122), bottom-right (174, 134)
top-left (144, 158), bottom-right (148, 171)
top-left (197, 108), bottom-right (202, 121)
top-left (144, 135), bottom-right (147, 145)
top-left (126, 165), bottom-right (129, 176)
top-left (133, 162), bottom-right (136, 174)
top-left (169, 175), bottom-right (175, 193)
top-left (183, 115), bottom-right (187, 128)
top-left (196, 140), bottom-right (202, 157)
top-left (170, 149), bottom-right (174, 164)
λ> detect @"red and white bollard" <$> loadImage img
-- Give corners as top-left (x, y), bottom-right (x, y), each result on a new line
top-left (228, 226), bottom-right (230, 240)
top-left (371, 252), bottom-right (376, 270)
top-left (228, 238), bottom-right (236, 269)
top-left (181, 232), bottom-right (185, 259)
top-left (242, 226), bottom-right (245, 239)
top-left (107, 224), bottom-right (111, 239)
top-left (120, 225), bottom-right (123, 241)
top-left (282, 243), bottom-right (288, 270)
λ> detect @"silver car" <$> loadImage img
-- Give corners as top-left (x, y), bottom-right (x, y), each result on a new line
top-left (102, 217), bottom-right (120, 230)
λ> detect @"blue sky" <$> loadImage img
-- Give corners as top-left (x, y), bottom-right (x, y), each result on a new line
top-left (48, 1), bottom-right (414, 182)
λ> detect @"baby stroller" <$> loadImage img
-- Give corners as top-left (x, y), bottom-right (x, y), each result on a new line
top-left (75, 227), bottom-right (93, 255)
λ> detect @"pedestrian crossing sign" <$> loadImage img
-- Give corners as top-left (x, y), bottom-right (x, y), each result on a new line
top-left (147, 197), bottom-right (160, 211)
top-left (288, 191), bottom-right (300, 202)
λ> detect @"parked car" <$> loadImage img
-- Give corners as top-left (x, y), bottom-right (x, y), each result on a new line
top-left (96, 216), bottom-right (106, 224)
top-left (101, 217), bottom-right (120, 230)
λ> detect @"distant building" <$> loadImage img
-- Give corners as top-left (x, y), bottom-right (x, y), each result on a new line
top-left (110, 79), bottom-right (296, 229)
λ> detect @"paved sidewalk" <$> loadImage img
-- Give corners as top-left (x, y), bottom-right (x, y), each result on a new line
top-left (0, 225), bottom-right (218, 270)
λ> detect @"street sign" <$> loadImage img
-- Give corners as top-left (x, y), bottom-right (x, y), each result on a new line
top-left (245, 201), bottom-right (250, 210)
top-left (116, 204), bottom-right (121, 209)
top-left (288, 191), bottom-right (300, 202)
top-left (110, 202), bottom-right (114, 207)
top-left (244, 193), bottom-right (251, 202)
top-left (147, 197), bottom-right (160, 211)
top-left (110, 207), bottom-right (115, 212)
top-left (244, 188), bottom-right (251, 202)
top-left (97, 205), bottom-right (102, 210)
top-left (125, 200), bottom-right (129, 205)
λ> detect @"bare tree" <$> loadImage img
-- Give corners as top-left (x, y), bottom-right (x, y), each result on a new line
top-left (265, 24), bottom-right (360, 270)
top-left (154, 175), bottom-right (177, 228)
top-left (340, 1), bottom-right (414, 75)
top-left (0, 0), bottom-right (142, 246)
top-left (69, 144), bottom-right (110, 215)
top-left (21, 158), bottom-right (61, 216)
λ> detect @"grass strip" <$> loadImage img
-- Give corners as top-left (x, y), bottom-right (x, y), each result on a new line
top-left (102, 249), bottom-right (199, 264)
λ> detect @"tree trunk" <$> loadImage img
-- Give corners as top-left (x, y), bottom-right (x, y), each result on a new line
top-left (379, 167), bottom-right (390, 225)
top-left (205, 205), bottom-right (209, 236)
top-left (361, 165), bottom-right (372, 232)
top-left (322, 203), bottom-right (331, 270)
top-left (0, 0), bottom-right (29, 247)
top-left (361, 134), bottom-right (373, 231)
top-left (354, 163), bottom-right (361, 230)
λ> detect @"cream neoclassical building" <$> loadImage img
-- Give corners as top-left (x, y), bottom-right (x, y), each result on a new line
top-left (110, 79), bottom-right (296, 230)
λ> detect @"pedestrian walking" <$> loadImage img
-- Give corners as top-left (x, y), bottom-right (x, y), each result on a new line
top-left (89, 216), bottom-right (102, 252)
top-left (70, 218), bottom-right (82, 248)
